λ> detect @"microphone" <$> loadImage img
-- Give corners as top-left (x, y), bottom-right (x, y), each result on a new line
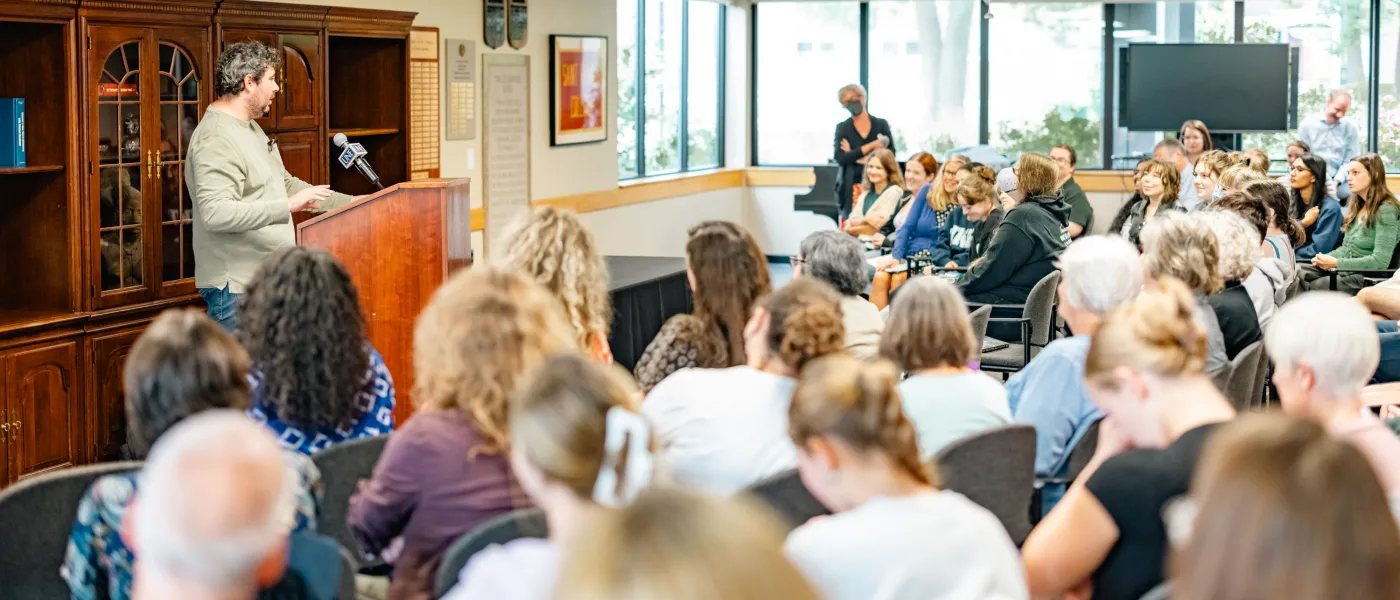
top-left (332, 133), bottom-right (383, 190)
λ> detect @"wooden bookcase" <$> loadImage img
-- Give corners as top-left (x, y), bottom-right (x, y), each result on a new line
top-left (0, 0), bottom-right (415, 487)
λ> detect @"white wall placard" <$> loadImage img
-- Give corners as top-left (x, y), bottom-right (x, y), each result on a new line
top-left (482, 54), bottom-right (531, 257)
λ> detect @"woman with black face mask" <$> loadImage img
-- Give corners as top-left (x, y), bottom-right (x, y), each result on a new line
top-left (833, 83), bottom-right (896, 220)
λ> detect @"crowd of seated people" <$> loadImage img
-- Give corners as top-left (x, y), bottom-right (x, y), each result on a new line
top-left (38, 84), bottom-right (1400, 600)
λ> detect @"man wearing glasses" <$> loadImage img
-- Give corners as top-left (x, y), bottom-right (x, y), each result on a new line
top-left (1050, 144), bottom-right (1094, 239)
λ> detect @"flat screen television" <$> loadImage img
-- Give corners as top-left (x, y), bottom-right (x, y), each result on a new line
top-left (1119, 43), bottom-right (1293, 132)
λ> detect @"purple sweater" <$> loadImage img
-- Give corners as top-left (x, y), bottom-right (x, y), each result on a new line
top-left (348, 408), bottom-right (529, 600)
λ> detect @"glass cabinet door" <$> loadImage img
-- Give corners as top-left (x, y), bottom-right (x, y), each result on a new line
top-left (92, 33), bottom-right (148, 303)
top-left (157, 42), bottom-right (200, 290)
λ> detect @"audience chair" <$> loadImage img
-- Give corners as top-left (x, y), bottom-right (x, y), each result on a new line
top-left (968, 304), bottom-right (993, 354)
top-left (1327, 244), bottom-right (1400, 291)
top-left (271, 531), bottom-right (349, 600)
top-left (973, 271), bottom-right (1061, 375)
top-left (310, 434), bottom-right (389, 569)
top-left (1223, 342), bottom-right (1264, 411)
top-left (0, 461), bottom-right (141, 599)
top-left (432, 507), bottom-right (548, 599)
top-left (933, 424), bottom-right (1037, 545)
top-left (337, 544), bottom-right (357, 600)
top-left (1031, 418), bottom-right (1102, 523)
top-left (743, 469), bottom-right (831, 533)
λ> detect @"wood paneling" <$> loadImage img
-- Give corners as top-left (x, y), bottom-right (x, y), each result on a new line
top-left (5, 339), bottom-right (81, 482)
top-left (277, 33), bottom-right (320, 130)
top-left (87, 326), bottom-right (140, 461)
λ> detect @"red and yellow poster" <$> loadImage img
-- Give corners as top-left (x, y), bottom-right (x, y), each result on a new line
top-left (551, 35), bottom-right (608, 146)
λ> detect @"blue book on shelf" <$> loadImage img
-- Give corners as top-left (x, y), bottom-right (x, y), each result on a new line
top-left (0, 98), bottom-right (24, 168)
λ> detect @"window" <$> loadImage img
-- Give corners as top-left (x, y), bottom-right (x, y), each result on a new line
top-left (1240, 0), bottom-right (1370, 173)
top-left (1382, 1), bottom-right (1400, 168)
top-left (867, 0), bottom-right (981, 159)
top-left (988, 2), bottom-right (1104, 168)
top-left (754, 2), bottom-right (861, 165)
top-left (617, 0), bottom-right (727, 179)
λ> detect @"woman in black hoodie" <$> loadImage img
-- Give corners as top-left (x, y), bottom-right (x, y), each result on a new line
top-left (956, 152), bottom-right (1070, 305)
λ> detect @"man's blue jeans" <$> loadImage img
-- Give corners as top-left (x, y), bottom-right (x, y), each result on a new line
top-left (198, 284), bottom-right (241, 332)
top-left (1375, 320), bottom-right (1400, 383)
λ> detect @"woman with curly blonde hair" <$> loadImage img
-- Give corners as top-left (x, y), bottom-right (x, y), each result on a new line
top-left (1139, 211), bottom-right (1229, 375)
top-left (499, 206), bottom-right (613, 362)
top-left (348, 267), bottom-right (577, 600)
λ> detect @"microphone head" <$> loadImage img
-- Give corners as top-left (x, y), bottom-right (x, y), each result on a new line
top-left (332, 133), bottom-right (348, 148)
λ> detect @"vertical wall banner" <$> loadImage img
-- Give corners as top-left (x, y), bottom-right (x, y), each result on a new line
top-left (482, 55), bottom-right (531, 256)
top-left (484, 0), bottom-right (506, 49)
top-left (549, 35), bottom-right (609, 146)
top-left (507, 0), bottom-right (529, 50)
top-left (445, 39), bottom-right (477, 141)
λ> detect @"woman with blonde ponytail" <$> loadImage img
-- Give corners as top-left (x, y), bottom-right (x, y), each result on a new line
top-left (643, 277), bottom-right (847, 495)
top-left (442, 353), bottom-right (651, 600)
top-left (1022, 278), bottom-right (1235, 600)
top-left (785, 354), bottom-right (1027, 600)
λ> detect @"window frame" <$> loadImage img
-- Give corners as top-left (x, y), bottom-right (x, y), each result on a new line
top-left (621, 0), bottom-right (728, 181)
top-left (750, 0), bottom-right (1387, 171)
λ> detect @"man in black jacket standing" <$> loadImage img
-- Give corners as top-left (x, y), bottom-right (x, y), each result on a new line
top-left (958, 152), bottom-right (1069, 305)
top-left (832, 83), bottom-right (895, 220)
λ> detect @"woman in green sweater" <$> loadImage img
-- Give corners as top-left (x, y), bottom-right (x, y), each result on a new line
top-left (1302, 153), bottom-right (1400, 294)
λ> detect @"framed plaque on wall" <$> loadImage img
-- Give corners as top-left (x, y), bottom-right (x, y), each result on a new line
top-left (548, 34), bottom-right (608, 146)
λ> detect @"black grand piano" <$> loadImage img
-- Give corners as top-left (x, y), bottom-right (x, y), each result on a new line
top-left (792, 164), bottom-right (841, 224)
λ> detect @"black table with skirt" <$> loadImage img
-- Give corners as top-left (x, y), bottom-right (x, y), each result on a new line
top-left (605, 256), bottom-right (693, 371)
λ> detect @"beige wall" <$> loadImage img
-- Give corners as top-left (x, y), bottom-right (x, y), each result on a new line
top-left (265, 0), bottom-right (621, 207)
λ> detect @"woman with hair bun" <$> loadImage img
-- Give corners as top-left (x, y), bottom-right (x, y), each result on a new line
top-left (1021, 278), bottom-right (1235, 600)
top-left (784, 354), bottom-right (1027, 600)
top-left (643, 277), bottom-right (847, 495)
top-left (441, 354), bottom-right (651, 600)
top-left (934, 163), bottom-right (1004, 268)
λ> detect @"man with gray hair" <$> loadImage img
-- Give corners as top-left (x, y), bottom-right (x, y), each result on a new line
top-left (187, 41), bottom-right (360, 331)
top-left (1269, 292), bottom-right (1400, 503)
top-left (1007, 235), bottom-right (1143, 514)
top-left (1299, 89), bottom-right (1359, 201)
top-left (129, 410), bottom-right (298, 600)
top-left (795, 230), bottom-right (883, 360)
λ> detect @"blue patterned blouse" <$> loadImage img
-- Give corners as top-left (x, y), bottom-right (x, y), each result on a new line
top-left (248, 345), bottom-right (396, 456)
top-left (61, 452), bottom-right (323, 600)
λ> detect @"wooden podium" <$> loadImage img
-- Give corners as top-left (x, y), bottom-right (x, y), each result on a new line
top-left (297, 178), bottom-right (473, 425)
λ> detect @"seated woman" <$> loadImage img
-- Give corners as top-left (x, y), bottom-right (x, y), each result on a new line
top-left (1020, 279), bottom-right (1235, 600)
top-left (1211, 190), bottom-right (1289, 328)
top-left (1301, 154), bottom-right (1400, 294)
top-left (1218, 163), bottom-right (1266, 192)
top-left (869, 154), bottom-right (967, 308)
top-left (643, 278), bottom-right (846, 495)
top-left (1242, 179), bottom-right (1306, 265)
top-left (843, 148), bottom-right (906, 239)
top-left (956, 152), bottom-right (1068, 306)
top-left (240, 247), bottom-right (395, 455)
top-left (499, 206), bottom-right (613, 362)
top-left (934, 164), bottom-right (1004, 268)
top-left (874, 151), bottom-right (937, 251)
top-left (880, 276), bottom-right (1011, 458)
top-left (794, 230), bottom-right (884, 361)
top-left (1199, 209), bottom-right (1264, 354)
top-left (554, 488), bottom-right (820, 600)
top-left (1289, 152), bottom-right (1343, 261)
top-left (1242, 147), bottom-right (1271, 175)
top-left (1172, 414), bottom-right (1400, 600)
top-left (1109, 158), bottom-right (1183, 247)
top-left (1140, 211), bottom-right (1230, 376)
top-left (348, 268), bottom-right (578, 600)
top-left (442, 354), bottom-right (651, 600)
top-left (63, 310), bottom-right (322, 600)
top-left (1191, 149), bottom-right (1238, 207)
top-left (784, 355), bottom-right (1027, 600)
top-left (634, 221), bottom-right (772, 391)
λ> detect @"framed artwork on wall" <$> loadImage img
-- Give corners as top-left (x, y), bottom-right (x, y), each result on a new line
top-left (549, 34), bottom-right (609, 146)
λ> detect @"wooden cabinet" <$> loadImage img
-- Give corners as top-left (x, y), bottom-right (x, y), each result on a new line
top-left (86, 24), bottom-right (210, 309)
top-left (274, 130), bottom-right (320, 185)
top-left (277, 34), bottom-right (321, 130)
top-left (88, 327), bottom-right (143, 462)
top-left (3, 340), bottom-right (82, 484)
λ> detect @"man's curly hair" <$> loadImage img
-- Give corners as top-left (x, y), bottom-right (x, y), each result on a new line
top-left (238, 247), bottom-right (371, 432)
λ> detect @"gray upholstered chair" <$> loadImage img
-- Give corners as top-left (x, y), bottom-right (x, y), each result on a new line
top-left (433, 507), bottom-right (548, 599)
top-left (968, 304), bottom-right (993, 354)
top-left (0, 460), bottom-right (142, 599)
top-left (311, 434), bottom-right (389, 568)
top-left (976, 271), bottom-right (1062, 375)
top-left (933, 424), bottom-right (1037, 546)
top-left (1223, 341), bottom-right (1264, 411)
top-left (1032, 417), bottom-right (1102, 522)
top-left (744, 469), bottom-right (831, 533)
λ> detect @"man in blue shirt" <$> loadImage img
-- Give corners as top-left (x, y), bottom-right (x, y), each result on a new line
top-left (1299, 89), bottom-right (1360, 201)
top-left (1007, 235), bottom-right (1143, 515)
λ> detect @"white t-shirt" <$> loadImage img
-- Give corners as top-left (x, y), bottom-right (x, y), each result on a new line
top-left (898, 372), bottom-right (1012, 460)
top-left (642, 366), bottom-right (799, 495)
top-left (786, 491), bottom-right (1028, 600)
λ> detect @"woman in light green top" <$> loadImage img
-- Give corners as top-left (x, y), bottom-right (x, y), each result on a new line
top-left (879, 276), bottom-right (1011, 459)
top-left (843, 148), bottom-right (906, 239)
top-left (1303, 153), bottom-right (1400, 294)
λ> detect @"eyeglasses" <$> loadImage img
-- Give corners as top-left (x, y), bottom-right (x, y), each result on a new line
top-left (789, 256), bottom-right (805, 268)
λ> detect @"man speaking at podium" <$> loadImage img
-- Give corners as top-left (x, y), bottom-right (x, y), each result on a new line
top-left (186, 41), bottom-right (359, 330)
